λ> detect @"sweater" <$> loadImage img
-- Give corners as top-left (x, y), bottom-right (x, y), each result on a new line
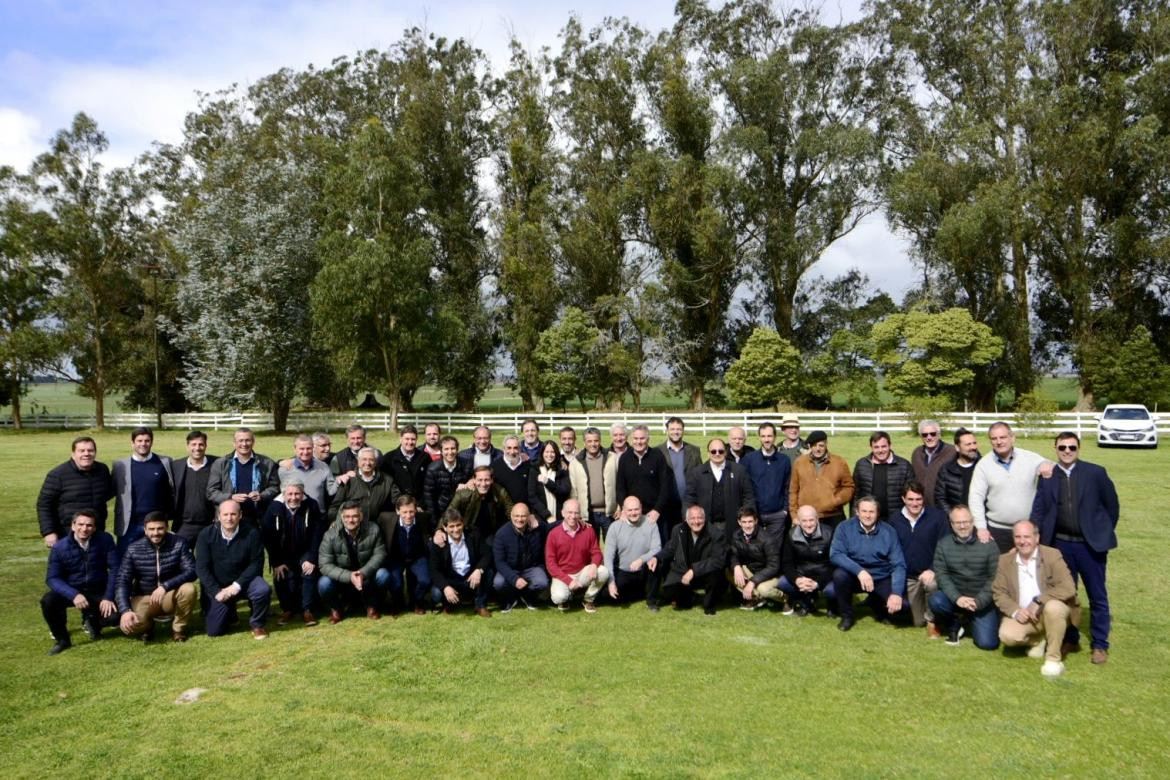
top-left (741, 448), bottom-right (792, 515)
top-left (195, 522), bottom-right (266, 593)
top-left (968, 448), bottom-right (1047, 531)
top-left (887, 507), bottom-right (948, 577)
top-left (544, 522), bottom-right (602, 584)
top-left (829, 517), bottom-right (906, 593)
top-left (603, 516), bottom-right (661, 574)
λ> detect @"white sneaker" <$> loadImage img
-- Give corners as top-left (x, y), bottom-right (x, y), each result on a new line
top-left (1040, 660), bottom-right (1065, 677)
top-left (1027, 640), bottom-right (1047, 659)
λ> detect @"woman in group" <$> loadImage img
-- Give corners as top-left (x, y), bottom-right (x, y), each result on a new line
top-left (528, 440), bottom-right (571, 524)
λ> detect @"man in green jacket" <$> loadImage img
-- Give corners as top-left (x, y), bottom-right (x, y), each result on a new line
top-left (318, 501), bottom-right (389, 623)
top-left (929, 505), bottom-right (1000, 649)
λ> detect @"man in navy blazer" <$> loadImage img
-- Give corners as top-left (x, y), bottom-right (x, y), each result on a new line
top-left (1030, 431), bottom-right (1120, 664)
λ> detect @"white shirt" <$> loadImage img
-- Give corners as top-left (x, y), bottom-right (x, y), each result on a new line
top-left (710, 462), bottom-right (725, 482)
top-left (450, 536), bottom-right (471, 576)
top-left (473, 449), bottom-right (492, 468)
top-left (1016, 552), bottom-right (1041, 609)
top-left (901, 507), bottom-right (921, 531)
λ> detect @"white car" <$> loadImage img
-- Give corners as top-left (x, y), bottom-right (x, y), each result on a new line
top-left (1096, 404), bottom-right (1159, 448)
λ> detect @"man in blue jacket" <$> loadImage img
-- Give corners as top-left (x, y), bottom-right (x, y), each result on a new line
top-left (261, 479), bottom-right (325, 627)
top-left (197, 500), bottom-right (272, 639)
top-left (829, 496), bottom-right (906, 632)
top-left (492, 502), bottom-right (549, 611)
top-left (741, 422), bottom-right (793, 541)
top-left (42, 509), bottom-right (120, 654)
top-left (117, 512), bottom-right (197, 642)
top-left (1030, 431), bottom-right (1120, 664)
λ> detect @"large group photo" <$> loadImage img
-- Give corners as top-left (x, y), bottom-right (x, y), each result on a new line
top-left (3, 0), bottom-right (1170, 776)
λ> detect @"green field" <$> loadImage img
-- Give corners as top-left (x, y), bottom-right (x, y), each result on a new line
top-left (2, 429), bottom-right (1167, 776)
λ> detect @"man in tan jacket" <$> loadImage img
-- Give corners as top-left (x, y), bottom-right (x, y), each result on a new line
top-left (788, 431), bottom-right (854, 529)
top-left (992, 519), bottom-right (1080, 677)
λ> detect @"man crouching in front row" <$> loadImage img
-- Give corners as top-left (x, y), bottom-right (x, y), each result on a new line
top-left (117, 511), bottom-right (198, 642)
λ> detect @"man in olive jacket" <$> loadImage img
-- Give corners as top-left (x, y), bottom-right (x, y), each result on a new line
top-left (928, 505), bottom-right (1000, 649)
top-left (318, 500), bottom-right (390, 622)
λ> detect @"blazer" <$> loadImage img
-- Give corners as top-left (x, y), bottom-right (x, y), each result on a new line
top-left (458, 446), bottom-right (503, 468)
top-left (428, 529), bottom-right (492, 590)
top-left (113, 454), bottom-right (174, 536)
top-left (1030, 461), bottom-right (1120, 553)
top-left (657, 441), bottom-right (702, 504)
top-left (684, 462), bottom-right (756, 541)
top-left (991, 544), bottom-right (1081, 624)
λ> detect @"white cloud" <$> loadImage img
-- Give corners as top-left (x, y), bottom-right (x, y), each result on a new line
top-left (0, 107), bottom-right (43, 169)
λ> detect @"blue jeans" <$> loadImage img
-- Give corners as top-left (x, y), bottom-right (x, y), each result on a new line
top-left (492, 566), bottom-right (550, 605)
top-left (387, 558), bottom-right (432, 607)
top-left (318, 568), bottom-right (391, 612)
top-left (777, 575), bottom-right (836, 609)
top-left (589, 511), bottom-right (613, 540)
top-left (205, 576), bottom-right (272, 636)
top-left (273, 569), bottom-right (317, 613)
top-left (928, 591), bottom-right (999, 649)
top-left (1055, 539), bottom-right (1109, 650)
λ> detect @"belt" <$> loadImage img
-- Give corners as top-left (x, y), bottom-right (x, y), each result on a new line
top-left (1054, 533), bottom-right (1085, 543)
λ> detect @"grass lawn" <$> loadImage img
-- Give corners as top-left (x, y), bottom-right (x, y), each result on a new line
top-left (2, 429), bottom-right (1168, 776)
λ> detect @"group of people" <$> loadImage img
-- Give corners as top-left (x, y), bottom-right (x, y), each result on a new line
top-left (35, 416), bottom-right (1119, 676)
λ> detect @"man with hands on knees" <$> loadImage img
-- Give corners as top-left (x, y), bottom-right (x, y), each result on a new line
top-left (197, 500), bottom-right (272, 639)
top-left (429, 509), bottom-right (492, 617)
top-left (116, 511), bottom-right (197, 642)
top-left (829, 496), bottom-right (906, 632)
top-left (41, 509), bottom-right (120, 654)
top-left (604, 496), bottom-right (662, 610)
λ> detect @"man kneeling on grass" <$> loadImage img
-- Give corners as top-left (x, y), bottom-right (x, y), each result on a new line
top-left (117, 512), bottom-right (197, 643)
top-left (545, 499), bottom-right (608, 613)
top-left (650, 505), bottom-right (726, 616)
top-left (492, 503), bottom-right (550, 612)
top-left (429, 509), bottom-right (492, 617)
top-left (728, 507), bottom-right (783, 610)
top-left (42, 509), bottom-right (120, 654)
top-left (929, 505), bottom-right (1000, 649)
top-left (197, 500), bottom-right (272, 639)
top-left (318, 500), bottom-right (390, 623)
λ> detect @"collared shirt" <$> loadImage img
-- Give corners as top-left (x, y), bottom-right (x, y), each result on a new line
top-left (1016, 552), bottom-right (1041, 608)
top-left (131, 452), bottom-right (153, 463)
top-left (859, 521), bottom-right (879, 536)
top-left (994, 450), bottom-right (1015, 471)
top-left (234, 453), bottom-right (254, 465)
top-left (75, 536), bottom-right (90, 552)
top-left (869, 453), bottom-right (895, 465)
top-left (900, 506), bottom-right (922, 531)
top-left (923, 443), bottom-right (943, 464)
top-left (501, 456), bottom-right (523, 471)
top-left (186, 457), bottom-right (207, 470)
top-left (360, 472), bottom-right (376, 483)
top-left (399, 446), bottom-right (415, 459)
top-left (562, 522), bottom-right (579, 539)
top-left (710, 461), bottom-right (725, 482)
top-left (450, 536), bottom-right (471, 576)
top-left (293, 458), bottom-right (314, 472)
top-left (473, 449), bottom-right (492, 468)
top-left (1057, 462), bottom-right (1077, 478)
top-left (220, 525), bottom-right (239, 543)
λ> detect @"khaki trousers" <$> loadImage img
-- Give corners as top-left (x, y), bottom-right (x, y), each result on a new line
top-left (998, 599), bottom-right (1070, 662)
top-left (906, 576), bottom-right (939, 626)
top-left (129, 582), bottom-right (197, 634)
top-left (730, 567), bottom-right (783, 602)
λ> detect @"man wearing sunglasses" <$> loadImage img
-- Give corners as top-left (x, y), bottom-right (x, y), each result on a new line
top-left (1029, 431), bottom-right (1119, 665)
top-left (911, 420), bottom-right (955, 508)
top-left (685, 438), bottom-right (756, 544)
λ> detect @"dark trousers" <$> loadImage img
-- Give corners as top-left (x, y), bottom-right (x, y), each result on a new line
top-left (273, 570), bottom-right (318, 613)
top-left (175, 522), bottom-right (209, 547)
top-left (759, 510), bottom-right (788, 543)
top-left (40, 590), bottom-right (115, 640)
top-left (205, 576), bottom-right (272, 636)
top-left (589, 510), bottom-right (612, 540)
top-left (777, 575), bottom-right (836, 610)
top-left (989, 526), bottom-right (1015, 554)
top-left (831, 568), bottom-right (898, 620)
top-left (388, 558), bottom-right (432, 608)
top-left (1055, 539), bottom-right (1110, 650)
top-left (319, 568), bottom-right (391, 612)
top-left (928, 591), bottom-right (999, 649)
top-left (116, 523), bottom-right (145, 557)
top-left (660, 570), bottom-right (725, 611)
top-left (431, 572), bottom-right (489, 609)
top-left (612, 567), bottom-right (661, 605)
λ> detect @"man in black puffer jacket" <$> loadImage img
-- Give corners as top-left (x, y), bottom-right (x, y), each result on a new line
top-left (778, 505), bottom-right (837, 616)
top-left (116, 512), bottom-right (197, 641)
top-left (934, 429), bottom-right (981, 513)
top-left (423, 436), bottom-right (473, 526)
top-left (852, 431), bottom-right (913, 520)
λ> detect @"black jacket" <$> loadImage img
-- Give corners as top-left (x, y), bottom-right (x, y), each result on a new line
top-left (492, 521), bottom-right (548, 586)
top-left (195, 522), bottom-right (266, 594)
top-left (381, 448), bottom-right (430, 502)
top-left (261, 497), bottom-right (325, 570)
top-left (37, 459), bottom-right (115, 537)
top-left (615, 448), bottom-right (672, 517)
top-left (382, 516), bottom-right (429, 566)
top-left (684, 462), bottom-right (756, 541)
top-left (781, 522), bottom-right (835, 584)
top-left (851, 455), bottom-right (914, 519)
top-left (728, 529), bottom-right (780, 583)
top-left (934, 458), bottom-right (977, 513)
top-left (46, 531), bottom-right (120, 602)
top-left (654, 523), bottom-right (726, 586)
top-left (116, 533), bottom-right (197, 613)
top-left (428, 530), bottom-right (492, 591)
top-left (423, 459), bottom-right (473, 520)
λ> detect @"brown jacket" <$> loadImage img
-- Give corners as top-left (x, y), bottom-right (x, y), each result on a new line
top-left (789, 453), bottom-right (854, 519)
top-left (992, 544), bottom-right (1081, 623)
top-left (910, 443), bottom-right (956, 508)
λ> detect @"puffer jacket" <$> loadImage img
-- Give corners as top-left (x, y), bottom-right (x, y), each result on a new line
top-left (318, 520), bottom-right (387, 582)
top-left (782, 522), bottom-right (835, 584)
top-left (115, 533), bottom-right (196, 613)
top-left (934, 457), bottom-right (976, 513)
top-left (423, 459), bottom-right (473, 520)
top-left (851, 455), bottom-right (914, 518)
top-left (46, 531), bottom-right (120, 602)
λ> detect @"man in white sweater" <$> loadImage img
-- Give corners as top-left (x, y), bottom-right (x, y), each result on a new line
top-left (604, 496), bottom-right (663, 610)
top-left (968, 422), bottom-right (1053, 553)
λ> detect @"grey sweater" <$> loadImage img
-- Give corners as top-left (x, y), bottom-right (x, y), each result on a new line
top-left (603, 516), bottom-right (662, 573)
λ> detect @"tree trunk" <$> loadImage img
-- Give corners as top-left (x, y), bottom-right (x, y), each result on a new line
top-left (272, 395), bottom-right (291, 433)
top-left (10, 381), bottom-right (22, 430)
top-left (533, 396), bottom-right (545, 413)
top-left (398, 387), bottom-right (416, 413)
top-left (690, 386), bottom-right (705, 411)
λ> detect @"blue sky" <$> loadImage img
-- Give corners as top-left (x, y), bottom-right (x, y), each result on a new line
top-left (0, 0), bottom-right (912, 294)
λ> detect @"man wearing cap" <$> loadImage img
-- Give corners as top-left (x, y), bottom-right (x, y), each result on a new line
top-left (911, 419), bottom-right (955, 508)
top-left (742, 422), bottom-right (792, 541)
top-left (789, 431), bottom-right (854, 529)
top-left (777, 416), bottom-right (805, 461)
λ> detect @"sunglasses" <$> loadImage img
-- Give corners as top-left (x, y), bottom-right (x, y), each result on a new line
top-left (1057, 444), bottom-right (1078, 452)
top-left (921, 432), bottom-right (939, 438)
top-left (709, 449), bottom-right (725, 455)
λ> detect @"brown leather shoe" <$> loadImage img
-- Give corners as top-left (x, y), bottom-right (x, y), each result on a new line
top-left (475, 607), bottom-right (492, 618)
top-left (925, 621), bottom-right (942, 640)
top-left (302, 610), bottom-right (318, 626)
top-left (366, 607), bottom-right (382, 620)
top-left (277, 611), bottom-right (293, 626)
top-left (412, 606), bottom-right (426, 616)
top-left (172, 631), bottom-right (188, 643)
top-left (329, 609), bottom-right (343, 625)
top-left (1061, 641), bottom-right (1082, 659)
top-left (251, 627), bottom-right (269, 640)
top-left (1091, 648), bottom-right (1108, 664)
top-left (441, 605), bottom-right (454, 615)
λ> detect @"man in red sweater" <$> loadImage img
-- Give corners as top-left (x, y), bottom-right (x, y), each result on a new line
top-left (545, 499), bottom-right (609, 613)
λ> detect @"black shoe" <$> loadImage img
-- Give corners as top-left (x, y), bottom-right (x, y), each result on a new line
top-left (139, 626), bottom-right (155, 643)
top-left (794, 603), bottom-right (810, 617)
top-left (837, 616), bottom-right (855, 632)
top-left (946, 624), bottom-right (964, 646)
top-left (48, 637), bottom-right (72, 655)
top-left (703, 607), bottom-right (717, 616)
top-left (82, 618), bottom-right (101, 641)
top-left (647, 602), bottom-right (660, 613)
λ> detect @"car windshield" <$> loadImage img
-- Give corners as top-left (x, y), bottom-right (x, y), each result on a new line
top-left (1103, 408), bottom-right (1150, 421)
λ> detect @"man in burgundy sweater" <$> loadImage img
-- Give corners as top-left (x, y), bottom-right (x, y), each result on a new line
top-left (545, 499), bottom-right (609, 613)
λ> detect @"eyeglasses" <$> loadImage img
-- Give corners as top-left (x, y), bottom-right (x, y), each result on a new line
top-left (1056, 444), bottom-right (1078, 452)
top-left (921, 432), bottom-right (939, 438)
top-left (708, 449), bottom-right (725, 455)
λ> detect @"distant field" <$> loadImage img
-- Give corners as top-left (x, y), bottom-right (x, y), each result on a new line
top-left (2, 429), bottom-right (1168, 775)
top-left (4, 376), bottom-right (1085, 420)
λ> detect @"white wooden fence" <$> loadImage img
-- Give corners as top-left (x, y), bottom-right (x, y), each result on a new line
top-left (3, 409), bottom-right (1165, 437)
